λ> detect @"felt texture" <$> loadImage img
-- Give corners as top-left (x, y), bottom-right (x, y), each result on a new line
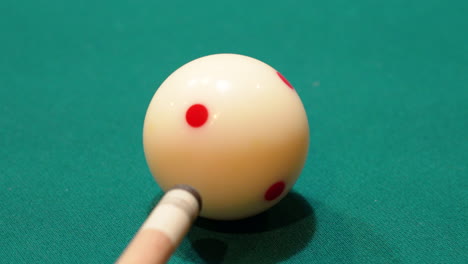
top-left (1, 0), bottom-right (467, 263)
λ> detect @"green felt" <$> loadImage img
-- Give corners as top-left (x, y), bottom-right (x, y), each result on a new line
top-left (1, 0), bottom-right (467, 263)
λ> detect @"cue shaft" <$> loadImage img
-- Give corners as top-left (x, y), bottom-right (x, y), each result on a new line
top-left (117, 187), bottom-right (200, 264)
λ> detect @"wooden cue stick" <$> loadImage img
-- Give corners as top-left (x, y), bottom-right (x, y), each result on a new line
top-left (117, 186), bottom-right (201, 264)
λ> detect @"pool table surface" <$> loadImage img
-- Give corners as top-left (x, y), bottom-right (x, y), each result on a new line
top-left (1, 0), bottom-right (467, 263)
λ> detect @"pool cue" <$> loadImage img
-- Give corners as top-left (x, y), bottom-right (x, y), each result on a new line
top-left (117, 186), bottom-right (201, 264)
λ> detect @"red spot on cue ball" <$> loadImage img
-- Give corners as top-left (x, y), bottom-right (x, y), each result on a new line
top-left (264, 181), bottom-right (286, 201)
top-left (277, 72), bottom-right (294, 89)
top-left (186, 104), bottom-right (208, 127)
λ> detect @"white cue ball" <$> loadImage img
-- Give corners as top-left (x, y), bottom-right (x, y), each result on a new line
top-left (143, 54), bottom-right (309, 220)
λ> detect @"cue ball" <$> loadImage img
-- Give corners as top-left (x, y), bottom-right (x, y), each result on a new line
top-left (143, 54), bottom-right (309, 220)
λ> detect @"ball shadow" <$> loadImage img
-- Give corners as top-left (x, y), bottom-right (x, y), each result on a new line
top-left (194, 191), bottom-right (313, 233)
top-left (181, 192), bottom-right (316, 263)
